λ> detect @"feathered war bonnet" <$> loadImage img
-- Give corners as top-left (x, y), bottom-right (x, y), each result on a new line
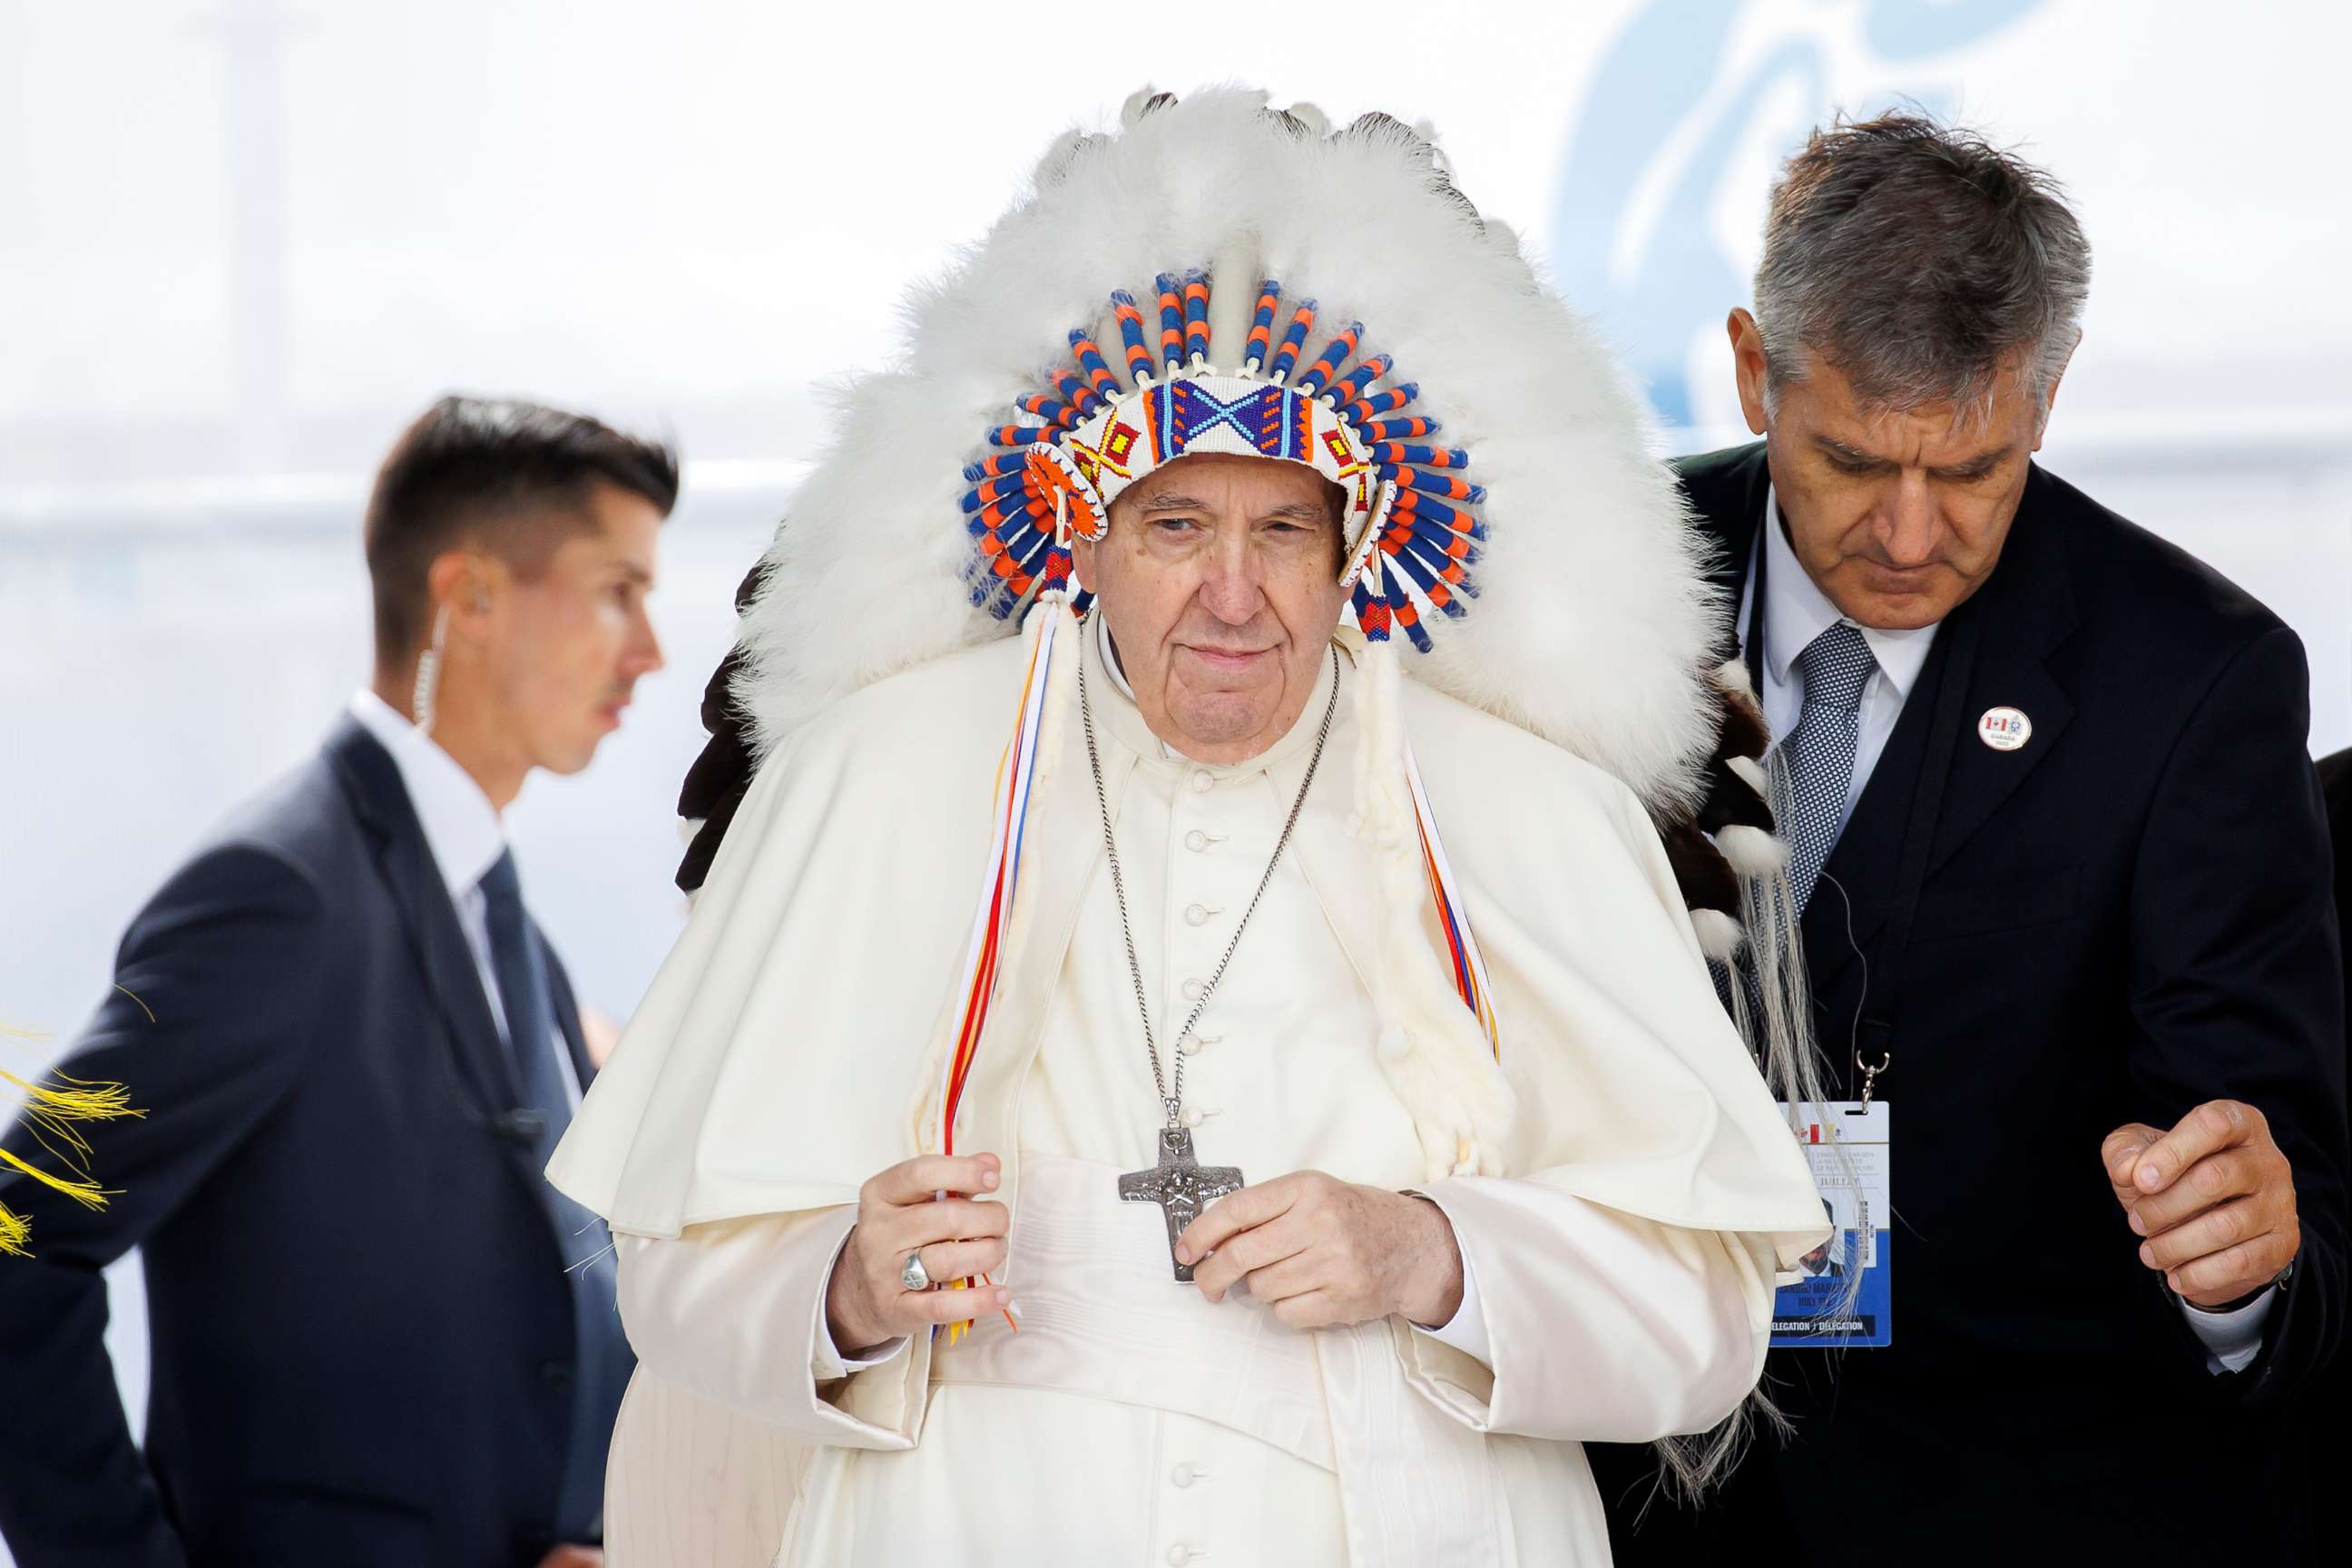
top-left (709, 88), bottom-right (1792, 1175)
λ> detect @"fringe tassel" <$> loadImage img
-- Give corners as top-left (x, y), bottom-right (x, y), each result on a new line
top-left (909, 593), bottom-right (1070, 1158)
top-left (1, 1066), bottom-right (142, 1258)
top-left (903, 593), bottom-right (1077, 1342)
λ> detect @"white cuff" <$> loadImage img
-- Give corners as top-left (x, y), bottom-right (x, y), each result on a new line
top-left (818, 1327), bottom-right (908, 1376)
top-left (814, 1228), bottom-right (910, 1378)
top-left (2178, 1286), bottom-right (2276, 1376)
top-left (1412, 1223), bottom-right (1493, 1367)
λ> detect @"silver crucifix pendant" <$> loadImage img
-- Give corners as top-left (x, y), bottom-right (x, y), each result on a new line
top-left (1118, 1127), bottom-right (1245, 1282)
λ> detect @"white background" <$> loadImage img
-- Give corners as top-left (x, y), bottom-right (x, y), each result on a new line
top-left (2, 0), bottom-right (2347, 1534)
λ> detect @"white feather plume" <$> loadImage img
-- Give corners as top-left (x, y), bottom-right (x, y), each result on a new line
top-left (730, 88), bottom-right (1721, 814)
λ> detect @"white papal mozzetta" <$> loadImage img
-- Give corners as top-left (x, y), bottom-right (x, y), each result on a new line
top-left (549, 88), bottom-right (1829, 1566)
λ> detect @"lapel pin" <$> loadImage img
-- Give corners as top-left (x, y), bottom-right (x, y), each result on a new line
top-left (1977, 706), bottom-right (2032, 751)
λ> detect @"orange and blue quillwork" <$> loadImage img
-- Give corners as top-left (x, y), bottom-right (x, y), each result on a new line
top-left (956, 272), bottom-right (1488, 655)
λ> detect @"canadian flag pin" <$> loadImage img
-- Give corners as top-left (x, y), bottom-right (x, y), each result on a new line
top-left (1977, 706), bottom-right (2032, 752)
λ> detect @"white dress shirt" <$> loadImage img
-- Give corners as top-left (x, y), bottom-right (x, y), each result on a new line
top-left (1730, 492), bottom-right (2271, 1375)
top-left (348, 690), bottom-right (581, 1110)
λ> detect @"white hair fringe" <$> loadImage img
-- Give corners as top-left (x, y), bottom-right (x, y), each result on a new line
top-left (1651, 745), bottom-right (1857, 1504)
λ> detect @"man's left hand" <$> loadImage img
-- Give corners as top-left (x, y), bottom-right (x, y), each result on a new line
top-left (1173, 1171), bottom-right (1464, 1330)
top-left (2102, 1100), bottom-right (2300, 1309)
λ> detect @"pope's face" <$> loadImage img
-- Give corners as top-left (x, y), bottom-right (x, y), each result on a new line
top-left (1075, 452), bottom-right (1348, 764)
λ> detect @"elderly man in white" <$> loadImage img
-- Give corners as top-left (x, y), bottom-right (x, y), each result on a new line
top-left (550, 91), bottom-right (1828, 1567)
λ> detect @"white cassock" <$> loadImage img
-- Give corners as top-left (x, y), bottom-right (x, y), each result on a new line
top-left (551, 619), bottom-right (1828, 1567)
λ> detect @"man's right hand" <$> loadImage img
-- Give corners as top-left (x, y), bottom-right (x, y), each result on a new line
top-left (824, 1153), bottom-right (1011, 1354)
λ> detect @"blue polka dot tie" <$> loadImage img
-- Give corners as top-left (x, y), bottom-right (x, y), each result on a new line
top-left (1781, 622), bottom-right (1877, 913)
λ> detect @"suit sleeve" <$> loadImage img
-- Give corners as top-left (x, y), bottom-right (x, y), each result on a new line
top-left (0, 845), bottom-right (328, 1567)
top-left (2129, 626), bottom-right (2347, 1404)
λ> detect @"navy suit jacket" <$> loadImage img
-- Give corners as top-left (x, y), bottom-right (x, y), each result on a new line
top-left (1594, 446), bottom-right (2347, 1563)
top-left (0, 719), bottom-right (625, 1566)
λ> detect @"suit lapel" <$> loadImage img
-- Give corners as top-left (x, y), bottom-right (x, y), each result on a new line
top-left (1698, 447), bottom-right (1769, 613)
top-left (1925, 475), bottom-right (2078, 875)
top-left (327, 718), bottom-right (524, 1116)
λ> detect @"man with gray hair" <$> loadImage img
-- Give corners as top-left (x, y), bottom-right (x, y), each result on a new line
top-left (1594, 113), bottom-right (2344, 1563)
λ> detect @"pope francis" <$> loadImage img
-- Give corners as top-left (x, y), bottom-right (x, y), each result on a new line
top-left (549, 91), bottom-right (1830, 1566)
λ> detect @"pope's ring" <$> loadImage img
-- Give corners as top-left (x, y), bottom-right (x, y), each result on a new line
top-left (900, 1250), bottom-right (931, 1292)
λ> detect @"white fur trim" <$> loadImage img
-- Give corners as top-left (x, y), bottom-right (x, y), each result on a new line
top-left (1727, 754), bottom-right (1770, 799)
top-left (1714, 655), bottom-right (1756, 701)
top-left (728, 89), bottom-right (1721, 816)
top-left (1715, 823), bottom-right (1789, 877)
top-left (1690, 907), bottom-right (1746, 961)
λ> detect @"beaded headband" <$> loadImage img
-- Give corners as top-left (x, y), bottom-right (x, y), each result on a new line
top-left (956, 271), bottom-right (1485, 652)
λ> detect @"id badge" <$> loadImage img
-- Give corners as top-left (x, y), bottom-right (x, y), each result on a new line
top-left (1770, 1101), bottom-right (1890, 1348)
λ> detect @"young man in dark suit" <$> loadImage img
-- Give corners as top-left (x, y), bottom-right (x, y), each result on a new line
top-left (0, 397), bottom-right (673, 1566)
top-left (1593, 115), bottom-right (2345, 1563)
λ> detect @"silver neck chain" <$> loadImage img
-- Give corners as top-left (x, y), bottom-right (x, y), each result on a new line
top-left (1079, 640), bottom-right (1341, 1132)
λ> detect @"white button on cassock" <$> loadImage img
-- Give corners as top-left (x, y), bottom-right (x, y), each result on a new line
top-left (1184, 829), bottom-right (1210, 852)
top-left (1171, 1462), bottom-right (1198, 1487)
top-left (1167, 1547), bottom-right (1201, 1565)
top-left (1181, 978), bottom-right (1205, 1001)
top-left (1190, 770), bottom-right (1214, 793)
top-left (1183, 903), bottom-right (1210, 926)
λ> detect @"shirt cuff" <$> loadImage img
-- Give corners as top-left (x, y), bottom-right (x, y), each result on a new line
top-left (812, 1230), bottom-right (910, 1378)
top-left (1413, 1233), bottom-right (1493, 1367)
top-left (2178, 1286), bottom-right (2276, 1375)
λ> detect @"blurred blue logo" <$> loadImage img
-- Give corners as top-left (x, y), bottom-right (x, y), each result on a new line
top-left (1551, 0), bottom-right (2045, 430)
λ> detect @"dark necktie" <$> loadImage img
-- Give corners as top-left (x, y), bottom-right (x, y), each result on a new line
top-left (479, 848), bottom-right (632, 1542)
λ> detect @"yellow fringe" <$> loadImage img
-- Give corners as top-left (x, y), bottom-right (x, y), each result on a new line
top-left (2, 1063), bottom-right (142, 1258)
top-left (2, 1068), bottom-right (143, 1160)
top-left (0, 1146), bottom-right (113, 1209)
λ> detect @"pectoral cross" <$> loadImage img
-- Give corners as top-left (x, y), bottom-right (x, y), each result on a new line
top-left (1118, 1127), bottom-right (1244, 1281)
